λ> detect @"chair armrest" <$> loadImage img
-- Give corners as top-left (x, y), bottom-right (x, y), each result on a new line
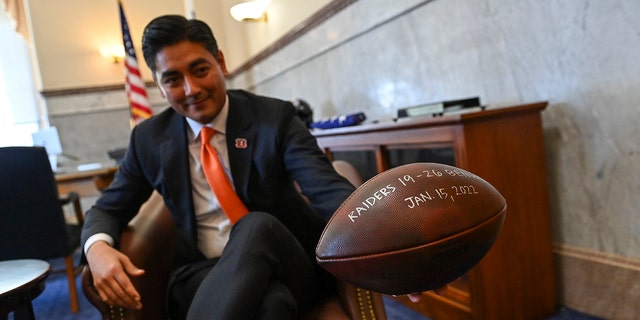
top-left (337, 282), bottom-right (387, 320)
top-left (82, 192), bottom-right (176, 320)
top-left (303, 281), bottom-right (387, 320)
top-left (303, 160), bottom-right (386, 319)
top-left (59, 191), bottom-right (84, 225)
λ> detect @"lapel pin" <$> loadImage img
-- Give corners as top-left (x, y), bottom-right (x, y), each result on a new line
top-left (235, 138), bottom-right (248, 149)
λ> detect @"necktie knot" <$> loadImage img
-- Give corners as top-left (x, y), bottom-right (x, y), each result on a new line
top-left (201, 127), bottom-right (215, 144)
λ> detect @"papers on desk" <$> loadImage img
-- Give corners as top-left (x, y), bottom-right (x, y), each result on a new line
top-left (55, 161), bottom-right (116, 176)
top-left (76, 163), bottom-right (103, 171)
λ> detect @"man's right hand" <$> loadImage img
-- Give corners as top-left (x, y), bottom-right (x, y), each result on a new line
top-left (86, 241), bottom-right (145, 310)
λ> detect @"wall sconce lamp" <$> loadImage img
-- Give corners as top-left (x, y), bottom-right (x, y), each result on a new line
top-left (99, 45), bottom-right (126, 63)
top-left (230, 0), bottom-right (270, 22)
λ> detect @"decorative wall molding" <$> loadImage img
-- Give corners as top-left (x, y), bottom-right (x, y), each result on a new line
top-left (553, 244), bottom-right (640, 318)
top-left (40, 82), bottom-right (156, 98)
top-left (555, 243), bottom-right (640, 272)
top-left (229, 0), bottom-right (436, 91)
top-left (226, 0), bottom-right (358, 79)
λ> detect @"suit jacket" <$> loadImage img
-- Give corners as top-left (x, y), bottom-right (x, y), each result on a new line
top-left (81, 90), bottom-right (355, 261)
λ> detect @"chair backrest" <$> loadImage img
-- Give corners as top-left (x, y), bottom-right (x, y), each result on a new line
top-left (332, 160), bottom-right (364, 187)
top-left (0, 146), bottom-right (70, 260)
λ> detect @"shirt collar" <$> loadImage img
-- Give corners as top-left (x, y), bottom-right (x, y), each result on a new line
top-left (186, 94), bottom-right (230, 141)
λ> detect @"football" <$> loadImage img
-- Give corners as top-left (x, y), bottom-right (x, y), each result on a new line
top-left (316, 162), bottom-right (506, 295)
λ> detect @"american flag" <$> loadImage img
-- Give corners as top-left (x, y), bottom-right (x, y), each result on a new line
top-left (118, 1), bottom-right (152, 126)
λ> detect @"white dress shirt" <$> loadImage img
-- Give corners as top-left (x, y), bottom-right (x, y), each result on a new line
top-left (85, 95), bottom-right (234, 259)
top-left (184, 99), bottom-right (233, 258)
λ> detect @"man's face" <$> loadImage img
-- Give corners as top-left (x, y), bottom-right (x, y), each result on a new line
top-left (153, 40), bottom-right (228, 124)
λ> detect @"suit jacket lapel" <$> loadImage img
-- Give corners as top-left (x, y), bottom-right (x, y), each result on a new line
top-left (226, 92), bottom-right (255, 203)
top-left (160, 112), bottom-right (198, 243)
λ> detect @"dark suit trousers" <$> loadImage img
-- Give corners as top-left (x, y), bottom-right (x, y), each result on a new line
top-left (168, 212), bottom-right (324, 320)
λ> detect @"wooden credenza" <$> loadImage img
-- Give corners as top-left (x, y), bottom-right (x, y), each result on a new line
top-left (313, 102), bottom-right (556, 319)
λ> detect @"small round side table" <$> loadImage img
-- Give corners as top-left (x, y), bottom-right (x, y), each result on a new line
top-left (0, 259), bottom-right (50, 320)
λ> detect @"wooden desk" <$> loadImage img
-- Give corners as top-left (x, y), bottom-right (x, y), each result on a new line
top-left (0, 259), bottom-right (50, 320)
top-left (313, 102), bottom-right (556, 319)
top-left (55, 166), bottom-right (117, 197)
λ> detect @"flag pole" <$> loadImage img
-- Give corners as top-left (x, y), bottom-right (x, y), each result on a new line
top-left (118, 0), bottom-right (152, 128)
top-left (184, 0), bottom-right (196, 19)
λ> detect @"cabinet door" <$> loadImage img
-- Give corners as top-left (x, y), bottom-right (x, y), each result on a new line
top-left (387, 147), bottom-right (456, 168)
top-left (385, 146), bottom-right (472, 315)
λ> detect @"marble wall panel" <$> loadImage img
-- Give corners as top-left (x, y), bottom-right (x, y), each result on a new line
top-left (231, 0), bottom-right (640, 261)
top-left (45, 86), bottom-right (167, 164)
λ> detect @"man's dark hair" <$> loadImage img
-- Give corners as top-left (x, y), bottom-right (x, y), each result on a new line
top-left (141, 15), bottom-right (219, 73)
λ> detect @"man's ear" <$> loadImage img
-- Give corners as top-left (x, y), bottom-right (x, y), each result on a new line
top-left (217, 50), bottom-right (229, 76)
top-left (154, 80), bottom-right (166, 98)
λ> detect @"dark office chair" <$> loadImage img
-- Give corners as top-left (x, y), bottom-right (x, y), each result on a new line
top-left (0, 146), bottom-right (83, 313)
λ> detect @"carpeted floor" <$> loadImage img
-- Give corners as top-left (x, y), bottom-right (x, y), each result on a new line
top-left (9, 253), bottom-right (603, 320)
top-left (381, 297), bottom-right (604, 320)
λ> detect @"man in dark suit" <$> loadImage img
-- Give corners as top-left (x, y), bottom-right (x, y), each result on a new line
top-left (81, 15), bottom-right (356, 319)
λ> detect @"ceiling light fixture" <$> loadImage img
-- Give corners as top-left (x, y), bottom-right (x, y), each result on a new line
top-left (230, 0), bottom-right (270, 22)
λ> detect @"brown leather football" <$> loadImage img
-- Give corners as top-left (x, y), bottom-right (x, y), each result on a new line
top-left (316, 162), bottom-right (506, 295)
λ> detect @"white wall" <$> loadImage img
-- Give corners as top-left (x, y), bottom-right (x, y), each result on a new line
top-left (25, 0), bottom-right (184, 90)
top-left (24, 0), bottom-right (331, 90)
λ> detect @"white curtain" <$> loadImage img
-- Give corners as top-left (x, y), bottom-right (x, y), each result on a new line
top-left (0, 0), bottom-right (41, 147)
top-left (3, 0), bottom-right (28, 41)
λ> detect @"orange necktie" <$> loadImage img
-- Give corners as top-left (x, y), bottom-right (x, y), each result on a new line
top-left (200, 127), bottom-right (249, 224)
